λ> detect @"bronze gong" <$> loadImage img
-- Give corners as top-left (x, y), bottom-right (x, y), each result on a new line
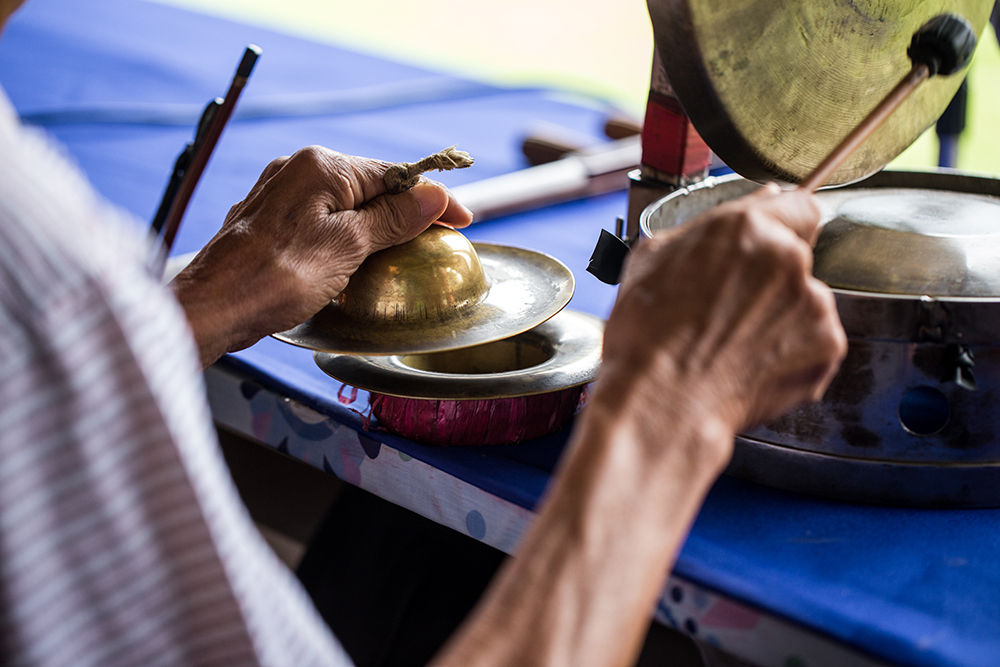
top-left (647, 0), bottom-right (994, 185)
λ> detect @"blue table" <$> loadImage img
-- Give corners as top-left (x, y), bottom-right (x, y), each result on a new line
top-left (4, 2), bottom-right (1000, 666)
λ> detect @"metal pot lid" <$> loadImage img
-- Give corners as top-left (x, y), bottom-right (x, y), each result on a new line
top-left (648, 0), bottom-right (993, 185)
top-left (641, 171), bottom-right (1000, 343)
top-left (314, 309), bottom-right (603, 400)
top-left (813, 184), bottom-right (1000, 297)
top-left (274, 226), bottom-right (574, 356)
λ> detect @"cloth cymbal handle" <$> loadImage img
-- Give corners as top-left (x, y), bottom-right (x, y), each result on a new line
top-left (801, 14), bottom-right (976, 193)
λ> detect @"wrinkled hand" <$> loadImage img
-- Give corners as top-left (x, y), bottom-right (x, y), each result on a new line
top-left (598, 184), bottom-right (846, 468)
top-left (171, 146), bottom-right (473, 368)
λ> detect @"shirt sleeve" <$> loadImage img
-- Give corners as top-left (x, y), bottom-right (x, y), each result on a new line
top-left (0, 96), bottom-right (352, 667)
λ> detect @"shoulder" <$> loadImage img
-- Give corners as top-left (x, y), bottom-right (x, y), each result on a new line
top-left (0, 108), bottom-right (199, 394)
top-left (0, 110), bottom-right (152, 311)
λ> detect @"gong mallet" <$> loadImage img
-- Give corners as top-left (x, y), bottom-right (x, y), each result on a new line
top-left (800, 14), bottom-right (977, 192)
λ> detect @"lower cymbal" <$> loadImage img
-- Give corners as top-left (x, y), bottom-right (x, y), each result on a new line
top-left (314, 309), bottom-right (604, 400)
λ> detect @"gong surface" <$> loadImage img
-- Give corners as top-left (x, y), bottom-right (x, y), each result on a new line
top-left (648, 0), bottom-right (993, 185)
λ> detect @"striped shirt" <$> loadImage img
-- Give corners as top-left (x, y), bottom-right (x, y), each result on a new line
top-left (0, 89), bottom-right (352, 666)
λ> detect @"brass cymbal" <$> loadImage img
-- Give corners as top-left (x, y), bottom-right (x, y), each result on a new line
top-left (273, 226), bottom-right (575, 355)
top-left (314, 309), bottom-right (603, 400)
top-left (648, 0), bottom-right (993, 185)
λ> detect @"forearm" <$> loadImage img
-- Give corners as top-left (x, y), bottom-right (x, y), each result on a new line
top-left (170, 272), bottom-right (236, 369)
top-left (169, 243), bottom-right (289, 370)
top-left (431, 377), bottom-right (731, 667)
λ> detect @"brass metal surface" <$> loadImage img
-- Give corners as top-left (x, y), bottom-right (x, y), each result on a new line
top-left (642, 170), bottom-right (1000, 299)
top-left (274, 226), bottom-right (575, 355)
top-left (314, 309), bottom-right (603, 400)
top-left (647, 0), bottom-right (993, 185)
top-left (813, 186), bottom-right (1000, 296)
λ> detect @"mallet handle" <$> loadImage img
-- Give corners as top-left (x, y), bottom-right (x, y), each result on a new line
top-left (800, 63), bottom-right (929, 192)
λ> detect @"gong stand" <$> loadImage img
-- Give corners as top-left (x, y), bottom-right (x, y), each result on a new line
top-left (587, 48), bottom-right (711, 285)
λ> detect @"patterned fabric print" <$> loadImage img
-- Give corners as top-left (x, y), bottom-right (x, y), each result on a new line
top-left (655, 579), bottom-right (889, 667)
top-left (205, 367), bottom-right (534, 555)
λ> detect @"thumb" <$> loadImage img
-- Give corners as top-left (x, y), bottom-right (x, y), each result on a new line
top-left (359, 181), bottom-right (450, 252)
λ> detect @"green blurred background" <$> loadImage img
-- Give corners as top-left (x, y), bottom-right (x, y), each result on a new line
top-left (153, 0), bottom-right (999, 174)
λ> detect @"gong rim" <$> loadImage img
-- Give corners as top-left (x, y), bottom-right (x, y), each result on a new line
top-left (274, 241), bottom-right (575, 356)
top-left (313, 309), bottom-right (603, 400)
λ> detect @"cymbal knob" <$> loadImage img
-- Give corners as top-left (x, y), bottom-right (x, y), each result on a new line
top-left (908, 14), bottom-right (978, 77)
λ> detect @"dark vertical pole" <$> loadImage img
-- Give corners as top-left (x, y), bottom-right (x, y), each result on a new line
top-left (936, 79), bottom-right (968, 169)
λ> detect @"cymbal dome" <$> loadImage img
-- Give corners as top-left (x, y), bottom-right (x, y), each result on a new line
top-left (334, 226), bottom-right (489, 324)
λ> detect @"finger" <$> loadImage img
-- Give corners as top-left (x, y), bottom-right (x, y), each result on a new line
top-left (330, 153), bottom-right (398, 204)
top-left (751, 187), bottom-right (822, 244)
top-left (259, 155), bottom-right (291, 183)
top-left (761, 279), bottom-right (845, 419)
top-left (355, 181), bottom-right (450, 252)
top-left (804, 277), bottom-right (848, 400)
top-left (420, 178), bottom-right (473, 228)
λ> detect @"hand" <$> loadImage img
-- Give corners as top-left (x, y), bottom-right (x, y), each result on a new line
top-left (599, 183), bottom-right (846, 467)
top-left (171, 146), bottom-right (473, 368)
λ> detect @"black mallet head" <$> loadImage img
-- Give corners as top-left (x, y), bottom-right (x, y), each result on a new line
top-left (908, 14), bottom-right (978, 77)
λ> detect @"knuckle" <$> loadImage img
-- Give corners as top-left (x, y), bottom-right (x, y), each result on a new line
top-left (288, 146), bottom-right (344, 183)
top-left (734, 207), bottom-right (767, 238)
top-left (291, 144), bottom-right (329, 165)
top-left (749, 232), bottom-right (812, 293)
top-left (729, 208), bottom-right (779, 258)
top-left (262, 154), bottom-right (290, 177)
top-left (780, 240), bottom-right (812, 280)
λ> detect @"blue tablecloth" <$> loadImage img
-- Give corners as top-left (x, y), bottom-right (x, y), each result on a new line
top-left (4, 2), bottom-right (1000, 665)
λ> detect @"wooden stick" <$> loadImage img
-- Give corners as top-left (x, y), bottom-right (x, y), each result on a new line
top-left (800, 62), bottom-right (929, 192)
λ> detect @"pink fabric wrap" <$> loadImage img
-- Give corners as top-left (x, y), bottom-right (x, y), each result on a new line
top-left (371, 387), bottom-right (585, 446)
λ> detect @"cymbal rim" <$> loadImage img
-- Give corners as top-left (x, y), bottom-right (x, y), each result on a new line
top-left (313, 309), bottom-right (603, 400)
top-left (273, 241), bottom-right (575, 356)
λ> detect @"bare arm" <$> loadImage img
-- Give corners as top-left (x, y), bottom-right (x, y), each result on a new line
top-left (431, 185), bottom-right (846, 667)
top-left (170, 146), bottom-right (472, 368)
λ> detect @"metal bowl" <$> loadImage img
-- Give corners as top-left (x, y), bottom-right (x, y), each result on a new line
top-left (315, 309), bottom-right (604, 446)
